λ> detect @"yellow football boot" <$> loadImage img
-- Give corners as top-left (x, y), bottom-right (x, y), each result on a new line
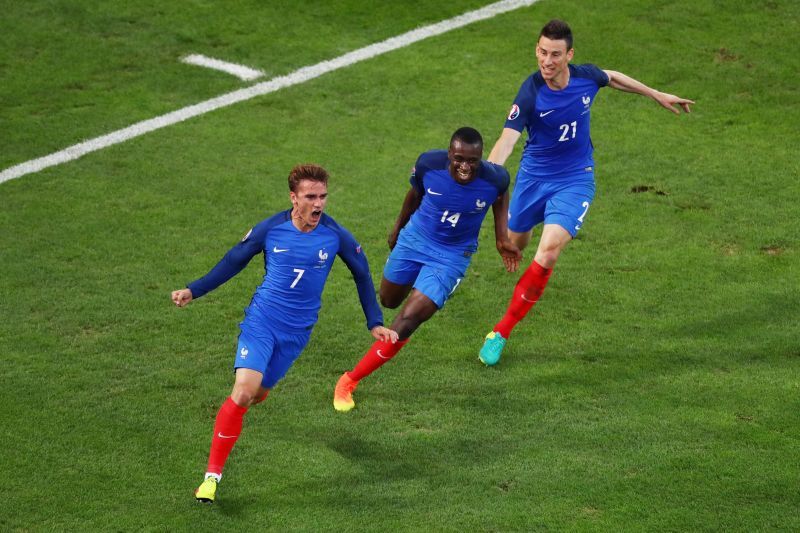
top-left (194, 477), bottom-right (218, 503)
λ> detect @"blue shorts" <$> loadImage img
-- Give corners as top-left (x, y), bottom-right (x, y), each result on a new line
top-left (234, 318), bottom-right (311, 389)
top-left (508, 170), bottom-right (596, 237)
top-left (383, 227), bottom-right (469, 309)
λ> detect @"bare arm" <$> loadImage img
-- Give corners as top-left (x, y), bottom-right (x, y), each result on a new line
top-left (604, 70), bottom-right (694, 115)
top-left (487, 128), bottom-right (523, 165)
top-left (387, 187), bottom-right (422, 249)
top-left (491, 190), bottom-right (521, 272)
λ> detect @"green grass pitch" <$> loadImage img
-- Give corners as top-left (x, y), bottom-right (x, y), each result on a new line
top-left (1, 0), bottom-right (799, 530)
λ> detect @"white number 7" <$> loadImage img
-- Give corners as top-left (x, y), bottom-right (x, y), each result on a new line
top-left (290, 268), bottom-right (305, 288)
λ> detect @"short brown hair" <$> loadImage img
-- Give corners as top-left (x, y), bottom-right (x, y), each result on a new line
top-left (288, 163), bottom-right (329, 192)
top-left (539, 19), bottom-right (573, 50)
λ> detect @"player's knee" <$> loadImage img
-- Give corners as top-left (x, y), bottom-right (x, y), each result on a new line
top-left (251, 390), bottom-right (269, 405)
top-left (230, 387), bottom-right (258, 407)
top-left (509, 230), bottom-right (532, 251)
top-left (534, 242), bottom-right (564, 268)
top-left (534, 251), bottom-right (558, 269)
top-left (380, 293), bottom-right (402, 309)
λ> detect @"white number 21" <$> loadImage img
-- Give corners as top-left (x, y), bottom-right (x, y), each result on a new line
top-left (558, 121), bottom-right (577, 142)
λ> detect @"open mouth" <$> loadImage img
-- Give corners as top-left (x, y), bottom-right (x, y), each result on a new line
top-left (456, 168), bottom-right (472, 181)
top-left (311, 209), bottom-right (322, 218)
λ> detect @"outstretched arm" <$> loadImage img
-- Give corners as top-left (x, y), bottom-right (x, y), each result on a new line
top-left (488, 128), bottom-right (522, 166)
top-left (171, 224), bottom-right (266, 306)
top-left (336, 226), bottom-right (390, 333)
top-left (491, 190), bottom-right (521, 272)
top-left (387, 187), bottom-right (422, 249)
top-left (604, 70), bottom-right (694, 114)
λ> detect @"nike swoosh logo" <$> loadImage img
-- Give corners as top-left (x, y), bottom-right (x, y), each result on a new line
top-left (273, 247), bottom-right (289, 253)
top-left (539, 110), bottom-right (554, 117)
top-left (520, 295), bottom-right (535, 303)
top-left (426, 188), bottom-right (443, 195)
top-left (376, 349), bottom-right (391, 360)
top-left (217, 433), bottom-right (237, 439)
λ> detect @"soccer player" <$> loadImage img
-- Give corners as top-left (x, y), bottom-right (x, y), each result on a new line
top-left (333, 127), bottom-right (521, 412)
top-left (478, 19), bottom-right (694, 365)
top-left (172, 164), bottom-right (397, 503)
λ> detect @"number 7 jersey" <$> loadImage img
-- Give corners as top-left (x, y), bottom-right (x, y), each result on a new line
top-left (187, 210), bottom-right (383, 332)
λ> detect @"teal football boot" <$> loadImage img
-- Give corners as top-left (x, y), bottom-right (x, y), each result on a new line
top-left (479, 331), bottom-right (507, 366)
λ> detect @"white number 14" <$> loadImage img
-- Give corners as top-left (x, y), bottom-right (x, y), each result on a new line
top-left (440, 210), bottom-right (461, 227)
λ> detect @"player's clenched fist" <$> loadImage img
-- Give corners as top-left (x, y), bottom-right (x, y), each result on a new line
top-left (171, 288), bottom-right (193, 307)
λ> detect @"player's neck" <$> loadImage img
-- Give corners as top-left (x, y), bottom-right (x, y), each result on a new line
top-left (544, 69), bottom-right (570, 91)
top-left (291, 209), bottom-right (319, 232)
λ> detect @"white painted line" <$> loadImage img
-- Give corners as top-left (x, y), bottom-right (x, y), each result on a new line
top-left (0, 0), bottom-right (540, 185)
top-left (181, 54), bottom-right (264, 81)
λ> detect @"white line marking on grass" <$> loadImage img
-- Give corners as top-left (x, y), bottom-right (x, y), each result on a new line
top-left (181, 54), bottom-right (265, 81)
top-left (0, 0), bottom-right (540, 185)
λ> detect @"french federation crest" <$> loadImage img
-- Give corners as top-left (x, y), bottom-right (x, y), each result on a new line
top-left (582, 95), bottom-right (591, 106)
top-left (475, 199), bottom-right (486, 210)
top-left (317, 249), bottom-right (329, 267)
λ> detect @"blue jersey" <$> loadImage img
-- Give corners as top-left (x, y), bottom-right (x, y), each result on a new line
top-left (504, 64), bottom-right (609, 181)
top-left (405, 150), bottom-right (510, 254)
top-left (187, 210), bottom-right (383, 332)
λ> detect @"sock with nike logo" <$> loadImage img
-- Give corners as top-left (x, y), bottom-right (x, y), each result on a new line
top-left (347, 338), bottom-right (409, 381)
top-left (206, 396), bottom-right (249, 476)
top-left (494, 260), bottom-right (552, 339)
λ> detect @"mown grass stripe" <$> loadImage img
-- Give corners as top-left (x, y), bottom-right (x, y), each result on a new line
top-left (0, 0), bottom-right (539, 185)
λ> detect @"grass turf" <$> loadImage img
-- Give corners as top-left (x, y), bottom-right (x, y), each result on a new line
top-left (1, 0), bottom-right (798, 530)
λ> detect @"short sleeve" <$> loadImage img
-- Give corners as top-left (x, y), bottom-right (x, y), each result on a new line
top-left (572, 64), bottom-right (610, 87)
top-left (409, 151), bottom-right (436, 194)
top-left (503, 76), bottom-right (537, 132)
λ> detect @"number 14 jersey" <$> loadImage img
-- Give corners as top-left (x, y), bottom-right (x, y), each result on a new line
top-left (405, 150), bottom-right (510, 255)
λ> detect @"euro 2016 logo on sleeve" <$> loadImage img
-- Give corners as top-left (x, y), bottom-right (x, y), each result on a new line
top-left (508, 104), bottom-right (520, 120)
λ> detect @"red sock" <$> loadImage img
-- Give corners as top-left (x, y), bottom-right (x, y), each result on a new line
top-left (206, 396), bottom-right (248, 475)
top-left (347, 338), bottom-right (409, 381)
top-left (494, 260), bottom-right (553, 339)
